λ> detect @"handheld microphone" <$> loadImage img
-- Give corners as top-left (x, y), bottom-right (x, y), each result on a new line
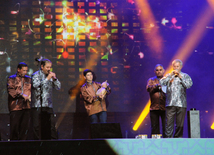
top-left (35, 56), bottom-right (43, 62)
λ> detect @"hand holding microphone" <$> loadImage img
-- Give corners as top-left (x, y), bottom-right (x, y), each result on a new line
top-left (171, 70), bottom-right (181, 78)
top-left (47, 71), bottom-right (57, 81)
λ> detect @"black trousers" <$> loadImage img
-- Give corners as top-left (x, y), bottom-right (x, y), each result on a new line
top-left (31, 107), bottom-right (57, 140)
top-left (165, 106), bottom-right (186, 138)
top-left (10, 109), bottom-right (30, 140)
top-left (150, 110), bottom-right (166, 138)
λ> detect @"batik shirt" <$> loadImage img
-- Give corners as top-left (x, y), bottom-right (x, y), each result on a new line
top-left (31, 70), bottom-right (61, 108)
top-left (160, 72), bottom-right (193, 108)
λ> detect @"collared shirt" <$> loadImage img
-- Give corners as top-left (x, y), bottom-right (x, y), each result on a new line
top-left (31, 70), bottom-right (61, 108)
top-left (147, 76), bottom-right (166, 110)
top-left (160, 72), bottom-right (193, 108)
top-left (7, 73), bottom-right (31, 111)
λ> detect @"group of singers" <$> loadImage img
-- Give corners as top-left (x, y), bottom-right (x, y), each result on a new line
top-left (7, 58), bottom-right (192, 140)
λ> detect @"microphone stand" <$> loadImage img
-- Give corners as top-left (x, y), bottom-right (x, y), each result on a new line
top-left (40, 71), bottom-right (51, 140)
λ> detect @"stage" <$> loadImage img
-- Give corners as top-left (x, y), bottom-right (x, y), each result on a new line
top-left (0, 138), bottom-right (214, 155)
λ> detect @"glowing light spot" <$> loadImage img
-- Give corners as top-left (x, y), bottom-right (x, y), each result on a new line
top-left (6, 66), bottom-right (11, 73)
top-left (138, 52), bottom-right (144, 59)
top-left (211, 122), bottom-right (214, 130)
top-left (11, 11), bottom-right (18, 14)
top-left (128, 34), bottom-right (134, 40)
top-left (171, 17), bottom-right (177, 24)
top-left (62, 51), bottom-right (69, 59)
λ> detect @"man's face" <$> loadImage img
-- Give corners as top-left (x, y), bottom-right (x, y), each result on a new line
top-left (172, 62), bottom-right (182, 72)
top-left (41, 62), bottom-right (52, 74)
top-left (155, 66), bottom-right (164, 78)
top-left (17, 66), bottom-right (28, 77)
top-left (84, 72), bottom-right (93, 82)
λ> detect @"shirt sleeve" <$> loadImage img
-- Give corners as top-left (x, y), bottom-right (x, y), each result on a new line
top-left (180, 74), bottom-right (193, 89)
top-left (53, 79), bottom-right (61, 90)
top-left (160, 74), bottom-right (172, 86)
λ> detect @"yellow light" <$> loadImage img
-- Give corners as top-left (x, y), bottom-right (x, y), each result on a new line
top-left (133, 100), bottom-right (151, 131)
top-left (211, 122), bottom-right (214, 130)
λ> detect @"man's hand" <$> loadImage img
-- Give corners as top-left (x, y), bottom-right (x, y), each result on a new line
top-left (171, 70), bottom-right (182, 78)
top-left (101, 80), bottom-right (108, 88)
top-left (47, 72), bottom-right (57, 80)
top-left (22, 93), bottom-right (30, 101)
top-left (99, 94), bottom-right (105, 99)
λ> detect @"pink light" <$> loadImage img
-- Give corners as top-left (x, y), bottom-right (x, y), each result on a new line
top-left (171, 17), bottom-right (177, 24)
top-left (137, 9), bottom-right (141, 16)
top-left (138, 52), bottom-right (144, 59)
top-left (127, 0), bottom-right (135, 4)
top-left (129, 34), bottom-right (134, 40)
top-left (11, 11), bottom-right (18, 14)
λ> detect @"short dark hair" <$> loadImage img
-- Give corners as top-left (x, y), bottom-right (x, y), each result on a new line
top-left (41, 59), bottom-right (52, 67)
top-left (83, 69), bottom-right (92, 76)
top-left (17, 62), bottom-right (28, 70)
top-left (154, 64), bottom-right (164, 71)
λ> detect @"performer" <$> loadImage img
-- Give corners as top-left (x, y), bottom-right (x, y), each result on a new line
top-left (31, 59), bottom-right (61, 140)
top-left (160, 59), bottom-right (193, 138)
top-left (80, 69), bottom-right (111, 123)
top-left (7, 62), bottom-right (31, 140)
top-left (147, 64), bottom-right (166, 138)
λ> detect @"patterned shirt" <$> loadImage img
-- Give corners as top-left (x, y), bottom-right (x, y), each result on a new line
top-left (146, 76), bottom-right (166, 110)
top-left (31, 70), bottom-right (61, 108)
top-left (160, 72), bottom-right (193, 108)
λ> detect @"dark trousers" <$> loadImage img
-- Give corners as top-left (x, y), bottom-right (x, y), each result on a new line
top-left (10, 109), bottom-right (30, 140)
top-left (150, 110), bottom-right (166, 138)
top-left (165, 106), bottom-right (186, 138)
top-left (89, 111), bottom-right (107, 123)
top-left (31, 107), bottom-right (57, 140)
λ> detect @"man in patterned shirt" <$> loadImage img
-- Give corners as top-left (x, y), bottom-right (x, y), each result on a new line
top-left (160, 59), bottom-right (193, 138)
top-left (31, 59), bottom-right (61, 140)
top-left (147, 64), bottom-right (166, 138)
top-left (7, 62), bottom-right (31, 140)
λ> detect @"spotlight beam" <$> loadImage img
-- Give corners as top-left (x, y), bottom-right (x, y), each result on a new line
top-left (56, 53), bottom-right (100, 129)
top-left (135, 0), bottom-right (163, 57)
top-left (133, 5), bottom-right (214, 131)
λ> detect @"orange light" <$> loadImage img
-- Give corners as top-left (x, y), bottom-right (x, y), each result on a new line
top-left (62, 51), bottom-right (68, 59)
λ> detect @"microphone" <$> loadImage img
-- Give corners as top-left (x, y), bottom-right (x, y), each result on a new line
top-left (35, 57), bottom-right (40, 62)
top-left (35, 56), bottom-right (43, 62)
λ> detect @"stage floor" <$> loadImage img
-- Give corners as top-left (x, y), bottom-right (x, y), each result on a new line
top-left (0, 138), bottom-right (214, 155)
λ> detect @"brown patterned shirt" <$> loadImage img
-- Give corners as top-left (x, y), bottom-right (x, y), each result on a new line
top-left (7, 73), bottom-right (31, 111)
